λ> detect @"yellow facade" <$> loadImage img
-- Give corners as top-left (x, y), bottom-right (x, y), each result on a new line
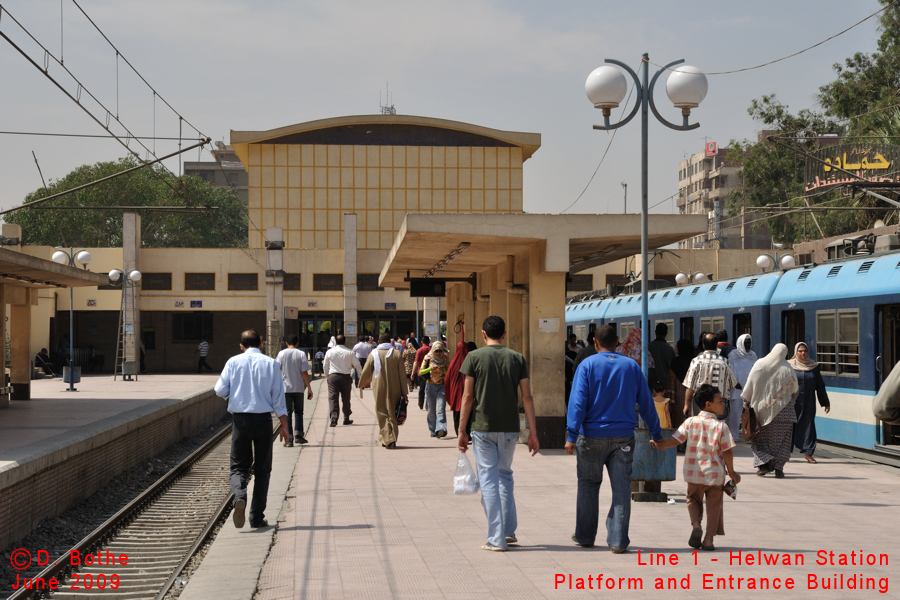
top-left (246, 144), bottom-right (525, 250)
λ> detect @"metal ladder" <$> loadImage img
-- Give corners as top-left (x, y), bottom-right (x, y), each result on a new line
top-left (113, 281), bottom-right (138, 381)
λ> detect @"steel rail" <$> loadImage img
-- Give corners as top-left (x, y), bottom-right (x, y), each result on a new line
top-left (8, 423), bottom-right (233, 600)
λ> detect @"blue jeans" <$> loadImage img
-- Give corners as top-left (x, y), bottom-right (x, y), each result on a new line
top-left (472, 431), bottom-right (519, 549)
top-left (574, 434), bottom-right (634, 550)
top-left (425, 383), bottom-right (446, 434)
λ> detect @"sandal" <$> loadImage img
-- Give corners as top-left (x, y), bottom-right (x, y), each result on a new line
top-left (805, 455), bottom-right (817, 464)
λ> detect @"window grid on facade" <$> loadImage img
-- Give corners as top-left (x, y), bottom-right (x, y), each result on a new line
top-left (140, 273), bottom-right (172, 291)
top-left (185, 272), bottom-right (216, 291)
top-left (566, 274), bottom-right (593, 292)
top-left (228, 273), bottom-right (258, 291)
top-left (172, 312), bottom-right (213, 343)
top-left (313, 273), bottom-right (343, 291)
top-left (284, 273), bottom-right (302, 291)
top-left (357, 273), bottom-right (384, 291)
top-left (247, 143), bottom-right (525, 250)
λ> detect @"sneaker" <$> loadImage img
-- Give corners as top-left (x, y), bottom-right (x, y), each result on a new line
top-left (571, 535), bottom-right (593, 548)
top-left (286, 440), bottom-right (294, 448)
top-left (343, 419), bottom-right (353, 425)
top-left (481, 543), bottom-right (507, 552)
top-left (610, 547), bottom-right (628, 554)
top-left (505, 535), bottom-right (517, 544)
top-left (297, 437), bottom-right (309, 444)
top-left (233, 499), bottom-right (246, 529)
top-left (330, 418), bottom-right (337, 427)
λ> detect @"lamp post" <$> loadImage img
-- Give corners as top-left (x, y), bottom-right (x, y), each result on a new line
top-left (51, 248), bottom-right (92, 391)
top-left (586, 54), bottom-right (708, 379)
top-left (756, 252), bottom-right (795, 272)
top-left (109, 267), bottom-right (142, 380)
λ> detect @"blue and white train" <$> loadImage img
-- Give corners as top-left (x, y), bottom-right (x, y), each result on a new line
top-left (565, 248), bottom-right (900, 454)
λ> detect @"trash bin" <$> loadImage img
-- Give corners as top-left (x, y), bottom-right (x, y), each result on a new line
top-left (63, 366), bottom-right (81, 384)
top-left (631, 426), bottom-right (676, 482)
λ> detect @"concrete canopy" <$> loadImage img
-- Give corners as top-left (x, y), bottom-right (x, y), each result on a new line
top-left (379, 213), bottom-right (709, 287)
top-left (0, 248), bottom-right (109, 289)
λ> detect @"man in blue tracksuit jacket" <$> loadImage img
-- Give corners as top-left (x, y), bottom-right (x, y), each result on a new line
top-left (565, 324), bottom-right (662, 553)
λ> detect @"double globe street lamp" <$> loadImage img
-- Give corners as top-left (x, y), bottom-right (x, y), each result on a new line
top-left (108, 267), bottom-right (142, 381)
top-left (586, 54), bottom-right (708, 378)
top-left (51, 248), bottom-right (92, 391)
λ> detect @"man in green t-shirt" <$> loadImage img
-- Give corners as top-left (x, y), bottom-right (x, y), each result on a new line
top-left (458, 315), bottom-right (539, 552)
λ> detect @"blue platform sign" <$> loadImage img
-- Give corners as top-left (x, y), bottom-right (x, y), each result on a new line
top-left (384, 302), bottom-right (396, 310)
top-left (190, 300), bottom-right (202, 308)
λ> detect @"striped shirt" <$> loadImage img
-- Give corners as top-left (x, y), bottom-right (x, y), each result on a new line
top-left (682, 350), bottom-right (737, 397)
top-left (671, 411), bottom-right (736, 485)
top-left (198, 341), bottom-right (209, 357)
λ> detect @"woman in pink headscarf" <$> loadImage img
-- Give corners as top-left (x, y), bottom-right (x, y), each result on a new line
top-left (616, 328), bottom-right (655, 370)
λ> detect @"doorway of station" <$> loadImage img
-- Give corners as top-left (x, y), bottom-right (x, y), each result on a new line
top-left (879, 305), bottom-right (900, 446)
top-left (358, 312), bottom-right (417, 342)
top-left (283, 313), bottom-right (343, 353)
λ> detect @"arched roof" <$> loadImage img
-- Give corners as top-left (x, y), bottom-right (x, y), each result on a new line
top-left (231, 114), bottom-right (541, 166)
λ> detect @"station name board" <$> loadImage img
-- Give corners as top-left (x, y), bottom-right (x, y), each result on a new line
top-left (805, 143), bottom-right (898, 192)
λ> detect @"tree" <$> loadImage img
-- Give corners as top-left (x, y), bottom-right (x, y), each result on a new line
top-left (3, 157), bottom-right (248, 248)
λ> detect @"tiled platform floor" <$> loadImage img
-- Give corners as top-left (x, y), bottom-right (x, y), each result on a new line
top-left (253, 383), bottom-right (900, 600)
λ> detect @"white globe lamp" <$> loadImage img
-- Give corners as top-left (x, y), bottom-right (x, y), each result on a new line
top-left (666, 65), bottom-right (708, 114)
top-left (109, 269), bottom-right (122, 281)
top-left (128, 270), bottom-right (142, 282)
top-left (693, 272), bottom-right (707, 283)
top-left (756, 255), bottom-right (773, 270)
top-left (675, 272), bottom-right (688, 285)
top-left (75, 251), bottom-right (91, 266)
top-left (779, 255), bottom-right (796, 269)
top-left (585, 66), bottom-right (628, 115)
top-left (52, 251), bottom-right (68, 265)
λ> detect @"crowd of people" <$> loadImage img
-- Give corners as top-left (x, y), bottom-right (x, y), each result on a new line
top-left (564, 322), bottom-right (831, 553)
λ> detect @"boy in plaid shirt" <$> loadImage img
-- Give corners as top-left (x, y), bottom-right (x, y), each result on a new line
top-left (652, 384), bottom-right (741, 551)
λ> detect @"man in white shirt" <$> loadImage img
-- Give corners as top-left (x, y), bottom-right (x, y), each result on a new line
top-left (196, 337), bottom-right (213, 373)
top-left (323, 334), bottom-right (363, 427)
top-left (276, 334), bottom-right (313, 447)
top-left (352, 336), bottom-right (374, 388)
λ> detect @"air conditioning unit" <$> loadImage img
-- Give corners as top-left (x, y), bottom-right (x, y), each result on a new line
top-left (874, 235), bottom-right (900, 254)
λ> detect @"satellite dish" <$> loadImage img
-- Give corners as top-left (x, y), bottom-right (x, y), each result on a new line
top-left (874, 219), bottom-right (885, 229)
top-left (215, 141), bottom-right (226, 151)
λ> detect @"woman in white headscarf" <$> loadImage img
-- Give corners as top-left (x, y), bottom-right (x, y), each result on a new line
top-left (789, 342), bottom-right (830, 463)
top-left (741, 343), bottom-right (799, 478)
top-left (726, 334), bottom-right (757, 439)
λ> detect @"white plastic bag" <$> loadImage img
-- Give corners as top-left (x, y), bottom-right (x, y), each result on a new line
top-left (453, 451), bottom-right (479, 494)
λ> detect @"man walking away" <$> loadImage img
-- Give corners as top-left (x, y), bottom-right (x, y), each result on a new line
top-left (214, 329), bottom-right (288, 529)
top-left (566, 325), bottom-right (662, 553)
top-left (458, 316), bottom-right (539, 552)
top-left (323, 334), bottom-right (362, 427)
top-left (352, 336), bottom-right (374, 388)
top-left (683, 333), bottom-right (737, 420)
top-left (276, 334), bottom-right (314, 446)
top-left (648, 323), bottom-right (676, 391)
top-left (359, 333), bottom-right (409, 449)
top-left (196, 337), bottom-right (213, 373)
top-left (413, 336), bottom-right (432, 410)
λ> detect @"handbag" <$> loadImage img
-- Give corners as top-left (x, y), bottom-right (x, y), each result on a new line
top-left (395, 395), bottom-right (409, 425)
top-left (740, 405), bottom-right (761, 441)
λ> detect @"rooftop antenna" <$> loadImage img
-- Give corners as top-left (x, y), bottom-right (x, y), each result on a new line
top-left (380, 82), bottom-right (396, 115)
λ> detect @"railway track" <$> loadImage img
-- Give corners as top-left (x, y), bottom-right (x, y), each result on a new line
top-left (9, 420), bottom-right (276, 600)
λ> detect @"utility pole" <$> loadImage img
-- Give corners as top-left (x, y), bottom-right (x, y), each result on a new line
top-left (621, 181), bottom-right (627, 214)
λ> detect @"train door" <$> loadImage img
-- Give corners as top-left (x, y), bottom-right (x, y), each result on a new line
top-left (589, 322), bottom-right (597, 341)
top-left (782, 310), bottom-right (805, 352)
top-left (879, 305), bottom-right (900, 445)
top-left (734, 313), bottom-right (752, 340)
top-left (680, 317), bottom-right (694, 345)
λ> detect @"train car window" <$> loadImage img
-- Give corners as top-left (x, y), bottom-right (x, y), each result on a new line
top-left (700, 317), bottom-right (725, 334)
top-left (575, 325), bottom-right (586, 343)
top-left (620, 322), bottom-right (635, 340)
top-left (784, 311), bottom-right (806, 361)
top-left (655, 320), bottom-right (675, 346)
top-left (816, 311), bottom-right (837, 375)
top-left (838, 310), bottom-right (860, 377)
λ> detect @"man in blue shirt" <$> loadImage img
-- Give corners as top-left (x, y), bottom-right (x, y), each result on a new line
top-left (214, 329), bottom-right (288, 529)
top-left (565, 324), bottom-right (662, 553)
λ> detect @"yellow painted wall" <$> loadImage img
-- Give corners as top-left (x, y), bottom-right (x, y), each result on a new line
top-left (246, 144), bottom-right (525, 250)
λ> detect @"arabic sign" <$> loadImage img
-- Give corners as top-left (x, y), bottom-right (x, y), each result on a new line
top-left (705, 142), bottom-right (717, 157)
top-left (805, 144), bottom-right (899, 192)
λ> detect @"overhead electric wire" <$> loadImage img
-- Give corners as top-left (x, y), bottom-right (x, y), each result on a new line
top-left (648, 0), bottom-right (898, 76)
top-left (0, 131), bottom-right (203, 140)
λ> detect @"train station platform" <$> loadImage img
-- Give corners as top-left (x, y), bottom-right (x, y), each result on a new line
top-left (183, 382), bottom-right (900, 600)
top-left (0, 374), bottom-right (226, 550)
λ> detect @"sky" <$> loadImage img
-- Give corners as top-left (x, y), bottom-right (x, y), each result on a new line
top-left (0, 0), bottom-right (888, 219)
